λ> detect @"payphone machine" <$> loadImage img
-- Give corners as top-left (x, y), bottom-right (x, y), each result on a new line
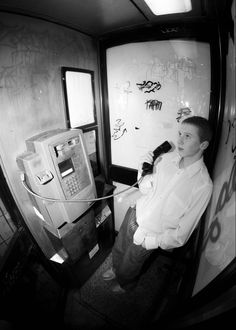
top-left (17, 128), bottom-right (98, 261)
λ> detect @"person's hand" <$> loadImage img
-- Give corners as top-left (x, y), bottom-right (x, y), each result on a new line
top-left (138, 151), bottom-right (154, 172)
top-left (116, 190), bottom-right (142, 207)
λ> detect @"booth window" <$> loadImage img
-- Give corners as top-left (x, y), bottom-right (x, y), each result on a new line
top-left (103, 38), bottom-right (212, 185)
top-left (61, 67), bottom-right (100, 177)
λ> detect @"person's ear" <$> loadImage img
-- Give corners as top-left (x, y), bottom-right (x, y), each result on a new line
top-left (200, 141), bottom-right (209, 151)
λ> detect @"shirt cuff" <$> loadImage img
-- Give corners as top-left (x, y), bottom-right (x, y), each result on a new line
top-left (133, 227), bottom-right (145, 245)
top-left (144, 235), bottom-right (160, 250)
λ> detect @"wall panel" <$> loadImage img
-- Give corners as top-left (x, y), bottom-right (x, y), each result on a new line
top-left (0, 13), bottom-right (100, 259)
top-left (193, 2), bottom-right (235, 293)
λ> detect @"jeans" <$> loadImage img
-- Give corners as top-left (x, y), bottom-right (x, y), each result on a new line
top-left (112, 207), bottom-right (152, 290)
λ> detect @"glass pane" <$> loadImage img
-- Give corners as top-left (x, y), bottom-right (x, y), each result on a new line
top-left (65, 70), bottom-right (95, 127)
top-left (106, 40), bottom-right (211, 169)
top-left (83, 130), bottom-right (99, 177)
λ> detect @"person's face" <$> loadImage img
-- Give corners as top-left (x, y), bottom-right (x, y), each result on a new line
top-left (177, 123), bottom-right (207, 159)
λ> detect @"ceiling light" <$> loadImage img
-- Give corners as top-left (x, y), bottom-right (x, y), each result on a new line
top-left (144, 0), bottom-right (192, 15)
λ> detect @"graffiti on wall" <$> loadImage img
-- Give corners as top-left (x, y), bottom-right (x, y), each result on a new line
top-left (0, 21), bottom-right (86, 99)
top-left (107, 40), bottom-right (210, 169)
top-left (193, 13), bottom-right (235, 292)
top-left (202, 159), bottom-right (236, 252)
top-left (112, 119), bottom-right (127, 140)
top-left (136, 80), bottom-right (163, 111)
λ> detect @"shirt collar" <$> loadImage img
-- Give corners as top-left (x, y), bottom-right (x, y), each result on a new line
top-left (172, 154), bottom-right (204, 177)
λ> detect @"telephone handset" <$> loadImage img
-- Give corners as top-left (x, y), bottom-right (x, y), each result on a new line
top-left (141, 141), bottom-right (172, 177)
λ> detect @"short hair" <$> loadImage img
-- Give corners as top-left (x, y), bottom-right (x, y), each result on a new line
top-left (182, 116), bottom-right (213, 143)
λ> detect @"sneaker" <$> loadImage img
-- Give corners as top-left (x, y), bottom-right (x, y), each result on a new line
top-left (112, 283), bottom-right (126, 294)
top-left (102, 268), bottom-right (116, 281)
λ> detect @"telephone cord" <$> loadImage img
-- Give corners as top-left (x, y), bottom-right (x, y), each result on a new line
top-left (20, 173), bottom-right (143, 203)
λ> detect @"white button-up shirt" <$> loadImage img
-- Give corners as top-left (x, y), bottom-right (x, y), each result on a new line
top-left (134, 152), bottom-right (213, 250)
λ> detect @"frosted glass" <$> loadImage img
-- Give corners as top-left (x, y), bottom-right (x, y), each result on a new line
top-left (106, 40), bottom-right (211, 169)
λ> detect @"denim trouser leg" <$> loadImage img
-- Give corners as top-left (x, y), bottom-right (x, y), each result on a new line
top-left (112, 207), bottom-right (152, 290)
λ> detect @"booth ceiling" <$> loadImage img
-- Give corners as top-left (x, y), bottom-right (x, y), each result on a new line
top-left (0, 0), bottom-right (228, 37)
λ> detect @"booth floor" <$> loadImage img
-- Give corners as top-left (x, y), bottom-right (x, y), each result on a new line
top-left (1, 249), bottom-right (183, 330)
top-left (63, 252), bottom-right (181, 330)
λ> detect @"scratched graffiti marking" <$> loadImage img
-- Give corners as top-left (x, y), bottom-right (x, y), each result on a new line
top-left (0, 21), bottom-right (85, 97)
top-left (168, 57), bottom-right (196, 83)
top-left (114, 81), bottom-right (133, 109)
top-left (177, 57), bottom-right (196, 75)
top-left (148, 57), bottom-right (197, 85)
top-left (202, 159), bottom-right (236, 252)
top-left (136, 80), bottom-right (161, 93)
top-left (112, 119), bottom-right (127, 140)
top-left (145, 99), bottom-right (162, 111)
top-left (225, 118), bottom-right (236, 158)
top-left (176, 107), bottom-right (192, 122)
top-left (123, 81), bottom-right (132, 95)
top-left (201, 116), bottom-right (236, 254)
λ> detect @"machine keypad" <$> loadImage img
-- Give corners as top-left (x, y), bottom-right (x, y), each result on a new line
top-left (65, 175), bottom-right (80, 196)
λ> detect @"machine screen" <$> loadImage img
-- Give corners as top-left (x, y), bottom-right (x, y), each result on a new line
top-left (58, 158), bottom-right (74, 178)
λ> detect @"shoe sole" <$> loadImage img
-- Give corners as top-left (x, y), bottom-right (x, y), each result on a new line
top-left (103, 275), bottom-right (116, 281)
top-left (112, 286), bottom-right (126, 293)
